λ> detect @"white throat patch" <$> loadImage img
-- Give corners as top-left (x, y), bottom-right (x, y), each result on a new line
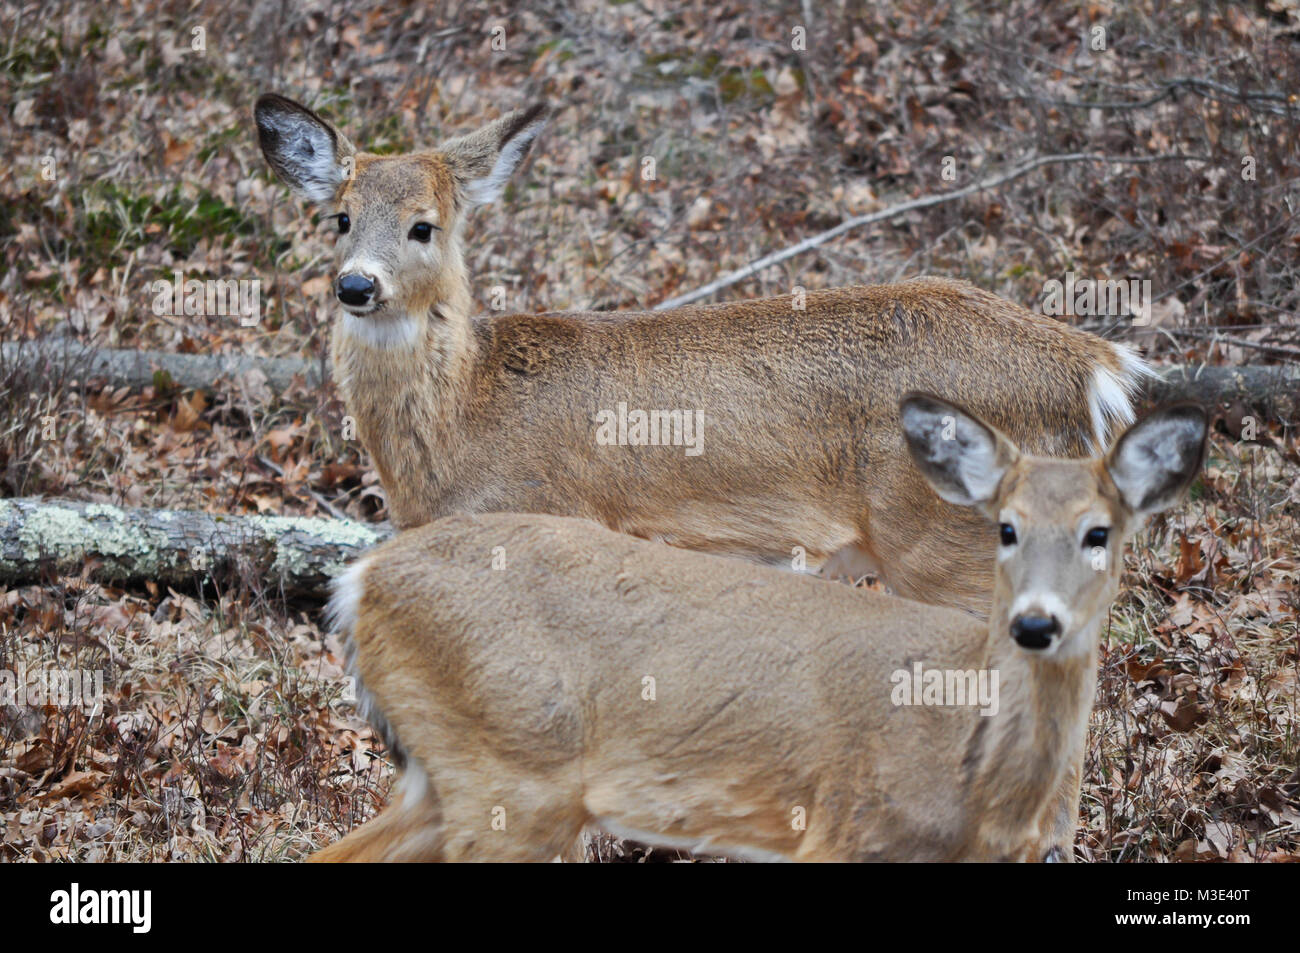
top-left (342, 311), bottom-right (422, 350)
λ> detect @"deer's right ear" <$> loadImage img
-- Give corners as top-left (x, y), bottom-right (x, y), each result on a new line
top-left (255, 94), bottom-right (356, 204)
top-left (900, 393), bottom-right (1019, 508)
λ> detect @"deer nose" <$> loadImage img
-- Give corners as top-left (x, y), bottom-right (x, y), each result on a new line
top-left (1010, 613), bottom-right (1060, 649)
top-left (336, 273), bottom-right (376, 307)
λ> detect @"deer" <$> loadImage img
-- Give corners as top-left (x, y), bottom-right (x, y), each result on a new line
top-left (254, 93), bottom-right (1152, 617)
top-left (308, 396), bottom-right (1207, 863)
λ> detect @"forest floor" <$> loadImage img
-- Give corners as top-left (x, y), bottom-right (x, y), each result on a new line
top-left (1, 0), bottom-right (1297, 861)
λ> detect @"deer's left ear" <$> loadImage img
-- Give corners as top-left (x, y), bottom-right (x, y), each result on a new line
top-left (1106, 404), bottom-right (1208, 515)
top-left (441, 103), bottom-right (548, 207)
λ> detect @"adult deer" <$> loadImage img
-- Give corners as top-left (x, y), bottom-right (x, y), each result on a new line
top-left (309, 397), bottom-right (1207, 862)
top-left (255, 94), bottom-right (1149, 614)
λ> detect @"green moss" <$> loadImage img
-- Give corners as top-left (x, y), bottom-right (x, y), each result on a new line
top-left (363, 113), bottom-right (414, 156)
top-left (636, 53), bottom-right (777, 104)
top-left (312, 91), bottom-right (357, 128)
top-left (717, 68), bottom-right (774, 104)
top-left (533, 38), bottom-right (576, 63)
top-left (0, 26), bottom-right (68, 76)
top-left (196, 125), bottom-right (243, 163)
top-left (62, 180), bottom-right (286, 282)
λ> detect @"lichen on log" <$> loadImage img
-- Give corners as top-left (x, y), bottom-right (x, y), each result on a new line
top-left (0, 498), bottom-right (390, 599)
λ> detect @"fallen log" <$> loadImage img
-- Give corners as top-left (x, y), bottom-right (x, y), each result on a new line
top-left (0, 498), bottom-right (390, 600)
top-left (1141, 363), bottom-right (1300, 419)
top-left (1, 341), bottom-right (325, 393)
top-left (3, 342), bottom-right (1297, 419)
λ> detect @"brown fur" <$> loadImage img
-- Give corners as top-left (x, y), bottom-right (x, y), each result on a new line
top-left (332, 274), bottom-right (1140, 614)
top-left (308, 402), bottom-right (1207, 862)
top-left (256, 95), bottom-right (1146, 617)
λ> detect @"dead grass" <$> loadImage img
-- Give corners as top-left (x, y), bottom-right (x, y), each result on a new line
top-left (0, 574), bottom-right (389, 861)
top-left (0, 0), bottom-right (1297, 861)
top-left (1083, 434), bottom-right (1300, 862)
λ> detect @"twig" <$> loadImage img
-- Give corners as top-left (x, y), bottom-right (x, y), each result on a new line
top-left (1162, 329), bottom-right (1300, 362)
top-left (1001, 77), bottom-right (1298, 117)
top-left (256, 454), bottom-right (351, 521)
top-left (653, 152), bottom-right (1208, 311)
top-left (1148, 210), bottom-right (1300, 305)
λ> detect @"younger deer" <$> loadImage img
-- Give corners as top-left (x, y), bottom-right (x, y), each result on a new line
top-left (310, 396), bottom-right (1207, 862)
top-left (255, 93), bottom-right (1150, 615)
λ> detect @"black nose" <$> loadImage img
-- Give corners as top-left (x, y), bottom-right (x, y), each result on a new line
top-left (1010, 614), bottom-right (1060, 649)
top-left (336, 273), bottom-right (375, 307)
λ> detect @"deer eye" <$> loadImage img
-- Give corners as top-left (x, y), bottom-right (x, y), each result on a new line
top-left (999, 524), bottom-right (1017, 546)
top-left (1084, 527), bottom-right (1109, 548)
top-left (408, 222), bottom-right (436, 242)
top-left (336, 213), bottom-right (350, 235)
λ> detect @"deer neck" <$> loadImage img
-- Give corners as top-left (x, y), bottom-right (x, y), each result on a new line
top-left (330, 266), bottom-right (477, 527)
top-left (968, 611), bottom-right (1102, 856)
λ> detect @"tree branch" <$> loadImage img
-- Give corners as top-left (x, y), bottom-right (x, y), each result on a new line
top-left (1000, 77), bottom-right (1298, 117)
top-left (652, 152), bottom-right (1208, 311)
top-left (6, 338), bottom-right (1298, 420)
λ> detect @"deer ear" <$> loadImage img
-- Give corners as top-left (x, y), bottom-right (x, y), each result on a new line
top-left (1106, 404), bottom-right (1207, 515)
top-left (255, 93), bottom-right (356, 204)
top-left (900, 393), bottom-right (1019, 508)
top-left (441, 103), bottom-right (547, 207)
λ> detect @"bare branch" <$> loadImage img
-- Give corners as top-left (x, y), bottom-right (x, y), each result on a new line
top-left (1000, 76), bottom-right (1298, 117)
top-left (653, 153), bottom-right (1209, 311)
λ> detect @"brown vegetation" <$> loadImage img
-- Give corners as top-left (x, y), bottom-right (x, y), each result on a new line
top-left (0, 0), bottom-right (1297, 861)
